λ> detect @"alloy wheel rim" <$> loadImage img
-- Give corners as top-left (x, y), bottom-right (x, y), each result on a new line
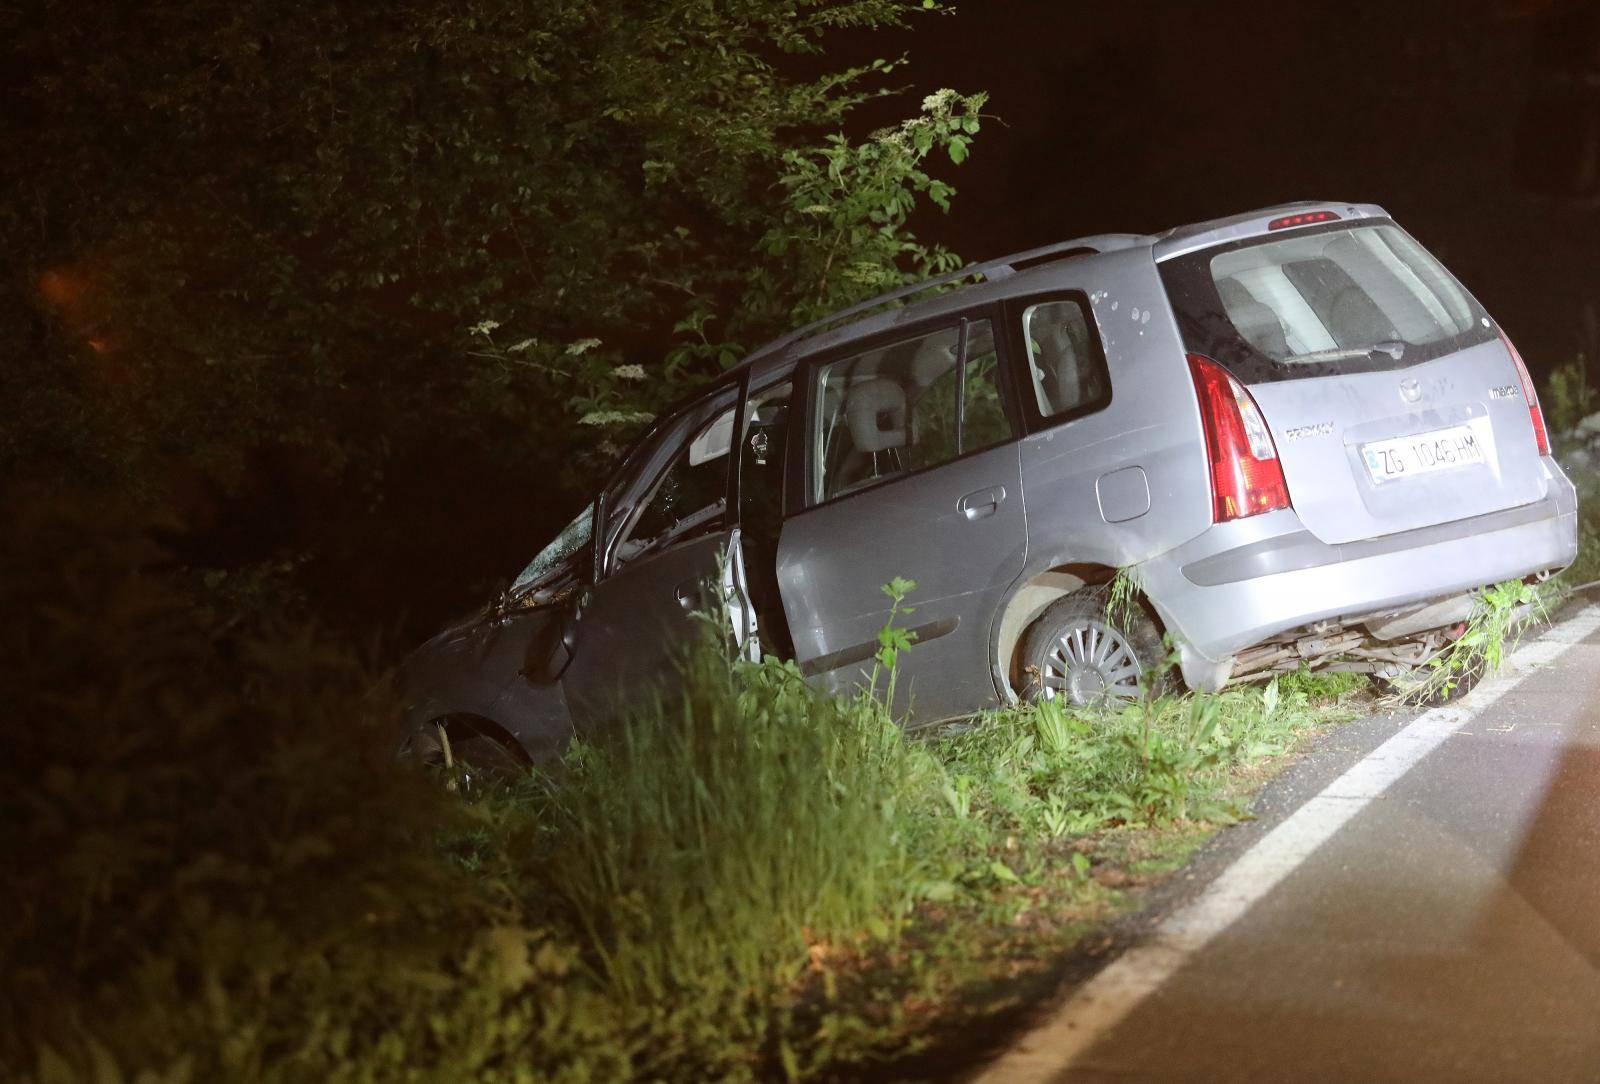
top-left (1040, 620), bottom-right (1143, 705)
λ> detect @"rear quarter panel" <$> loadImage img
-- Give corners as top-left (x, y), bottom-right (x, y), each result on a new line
top-left (1013, 247), bottom-right (1213, 576)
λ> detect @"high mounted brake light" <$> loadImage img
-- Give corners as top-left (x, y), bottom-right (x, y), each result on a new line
top-left (1498, 328), bottom-right (1550, 456)
top-left (1267, 210), bottom-right (1341, 230)
top-left (1188, 354), bottom-right (1291, 523)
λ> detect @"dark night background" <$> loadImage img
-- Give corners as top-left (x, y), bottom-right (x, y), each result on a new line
top-left (874, 0), bottom-right (1599, 379)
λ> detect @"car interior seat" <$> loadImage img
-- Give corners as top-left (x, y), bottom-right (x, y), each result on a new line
top-left (1027, 312), bottom-right (1085, 415)
top-left (833, 377), bottom-right (907, 495)
top-left (1217, 277), bottom-right (1290, 359)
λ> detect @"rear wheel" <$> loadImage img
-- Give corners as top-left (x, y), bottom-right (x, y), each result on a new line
top-left (1017, 586), bottom-right (1173, 706)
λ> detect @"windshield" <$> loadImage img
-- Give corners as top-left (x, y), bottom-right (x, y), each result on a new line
top-left (1159, 222), bottom-right (1494, 383)
top-left (510, 504), bottom-right (592, 594)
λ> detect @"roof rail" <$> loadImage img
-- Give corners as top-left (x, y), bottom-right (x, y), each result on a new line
top-left (741, 235), bottom-right (1139, 366)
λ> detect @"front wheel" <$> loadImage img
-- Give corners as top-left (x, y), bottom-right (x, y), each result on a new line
top-left (1017, 586), bottom-right (1173, 706)
top-left (401, 719), bottom-right (527, 792)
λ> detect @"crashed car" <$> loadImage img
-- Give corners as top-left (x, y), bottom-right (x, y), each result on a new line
top-left (402, 201), bottom-right (1578, 768)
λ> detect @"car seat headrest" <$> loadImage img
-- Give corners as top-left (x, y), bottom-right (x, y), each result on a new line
top-left (845, 378), bottom-right (907, 453)
top-left (908, 334), bottom-right (958, 387)
top-left (1218, 277), bottom-right (1289, 359)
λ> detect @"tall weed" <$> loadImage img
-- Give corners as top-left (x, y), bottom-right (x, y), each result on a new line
top-left (537, 649), bottom-right (923, 1005)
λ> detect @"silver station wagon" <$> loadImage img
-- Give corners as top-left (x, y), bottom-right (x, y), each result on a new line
top-left (403, 202), bottom-right (1578, 768)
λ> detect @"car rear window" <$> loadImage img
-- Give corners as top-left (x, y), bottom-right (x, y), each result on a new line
top-left (1158, 221), bottom-right (1496, 383)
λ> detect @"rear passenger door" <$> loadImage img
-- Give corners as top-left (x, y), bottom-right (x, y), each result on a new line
top-left (774, 314), bottom-right (1026, 722)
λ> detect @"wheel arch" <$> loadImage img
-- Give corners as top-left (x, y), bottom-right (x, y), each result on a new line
top-left (990, 562), bottom-right (1116, 699)
top-left (989, 558), bottom-right (1178, 700)
top-left (412, 710), bottom-right (535, 767)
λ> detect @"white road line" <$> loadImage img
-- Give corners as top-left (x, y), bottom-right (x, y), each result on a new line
top-left (975, 603), bottom-right (1600, 1084)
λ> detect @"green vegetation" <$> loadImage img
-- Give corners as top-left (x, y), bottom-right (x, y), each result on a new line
top-left (1376, 578), bottom-right (1545, 706)
top-left (1544, 356), bottom-right (1596, 437)
top-left (19, 455), bottom-right (1600, 1079)
top-left (1103, 567), bottom-right (1144, 643)
top-left (8, 4), bottom-right (1598, 1079)
top-left (2, 1), bottom-right (987, 634)
top-left (2, 503), bottom-right (1368, 1082)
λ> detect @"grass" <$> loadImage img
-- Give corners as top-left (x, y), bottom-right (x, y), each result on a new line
top-left (16, 461), bottom-right (1596, 1082)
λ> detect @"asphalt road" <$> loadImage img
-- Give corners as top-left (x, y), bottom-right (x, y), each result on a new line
top-left (978, 605), bottom-right (1600, 1084)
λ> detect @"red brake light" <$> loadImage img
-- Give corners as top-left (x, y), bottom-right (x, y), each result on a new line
top-left (1498, 329), bottom-right (1550, 456)
top-left (1267, 210), bottom-right (1341, 230)
top-left (1188, 354), bottom-right (1291, 523)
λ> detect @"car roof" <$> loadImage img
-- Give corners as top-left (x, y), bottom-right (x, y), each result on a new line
top-left (731, 199), bottom-right (1389, 379)
top-left (733, 232), bottom-right (1154, 376)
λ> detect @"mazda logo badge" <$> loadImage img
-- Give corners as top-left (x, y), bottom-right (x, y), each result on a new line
top-left (1399, 378), bottom-right (1422, 403)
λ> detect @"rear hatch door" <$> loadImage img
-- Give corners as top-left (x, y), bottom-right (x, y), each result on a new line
top-left (1159, 219), bottom-right (1548, 545)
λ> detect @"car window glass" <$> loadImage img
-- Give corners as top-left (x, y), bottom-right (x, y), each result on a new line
top-left (510, 503), bottom-right (592, 593)
top-left (959, 321), bottom-right (1011, 451)
top-left (812, 318), bottom-right (1014, 504)
top-left (1207, 224), bottom-right (1475, 364)
top-left (1022, 299), bottom-right (1106, 419)
top-left (615, 405), bottom-right (733, 565)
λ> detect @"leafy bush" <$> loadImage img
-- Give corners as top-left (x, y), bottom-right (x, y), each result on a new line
top-left (1545, 356), bottom-right (1597, 436)
top-left (0, 496), bottom-right (626, 1082)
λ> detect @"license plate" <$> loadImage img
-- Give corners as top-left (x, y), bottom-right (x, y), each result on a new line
top-left (1360, 425), bottom-right (1485, 484)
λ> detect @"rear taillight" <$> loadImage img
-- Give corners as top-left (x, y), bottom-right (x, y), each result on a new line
top-left (1188, 354), bottom-right (1291, 523)
top-left (1499, 329), bottom-right (1550, 456)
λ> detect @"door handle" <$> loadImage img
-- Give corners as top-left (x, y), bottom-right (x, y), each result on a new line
top-left (957, 484), bottom-right (1007, 521)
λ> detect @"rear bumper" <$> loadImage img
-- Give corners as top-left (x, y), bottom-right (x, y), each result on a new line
top-left (1139, 463), bottom-right (1579, 691)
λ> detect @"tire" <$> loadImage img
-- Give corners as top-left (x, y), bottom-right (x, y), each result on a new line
top-left (1017, 585), bottom-right (1173, 706)
top-left (402, 718), bottom-right (527, 792)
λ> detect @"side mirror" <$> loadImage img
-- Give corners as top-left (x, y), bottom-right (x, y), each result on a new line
top-left (478, 581), bottom-right (514, 629)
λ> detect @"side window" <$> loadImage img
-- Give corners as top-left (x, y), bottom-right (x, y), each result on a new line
top-left (1021, 298), bottom-right (1109, 420)
top-left (614, 404), bottom-right (734, 566)
top-left (959, 321), bottom-right (1012, 452)
top-left (811, 318), bottom-right (1016, 504)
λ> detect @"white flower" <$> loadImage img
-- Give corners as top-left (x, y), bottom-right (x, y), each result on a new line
top-left (565, 337), bottom-right (602, 356)
top-left (579, 409), bottom-right (654, 426)
top-left (612, 364), bottom-right (646, 381)
top-left (468, 319), bottom-right (501, 337)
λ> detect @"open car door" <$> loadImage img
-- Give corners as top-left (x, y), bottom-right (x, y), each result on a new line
top-left (561, 382), bottom-right (759, 730)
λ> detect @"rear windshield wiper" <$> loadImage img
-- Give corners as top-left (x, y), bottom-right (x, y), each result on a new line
top-left (1280, 341), bottom-right (1409, 366)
